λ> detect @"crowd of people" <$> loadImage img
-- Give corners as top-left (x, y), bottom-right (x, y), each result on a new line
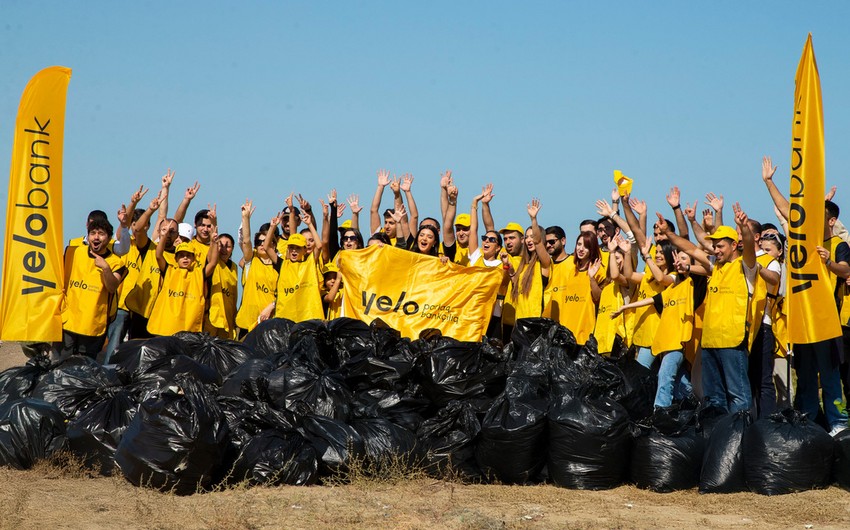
top-left (38, 158), bottom-right (850, 435)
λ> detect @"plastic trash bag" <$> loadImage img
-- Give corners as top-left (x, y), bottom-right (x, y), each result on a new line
top-left (218, 396), bottom-right (300, 451)
top-left (744, 409), bottom-right (834, 495)
top-left (66, 388), bottom-right (139, 475)
top-left (301, 414), bottom-right (366, 476)
top-left (416, 336), bottom-right (509, 407)
top-left (265, 363), bottom-right (352, 420)
top-left (218, 359), bottom-right (276, 400)
top-left (175, 332), bottom-right (263, 379)
top-left (230, 429), bottom-right (318, 486)
top-left (242, 318), bottom-right (294, 357)
top-left (417, 400), bottom-right (482, 479)
top-left (132, 354), bottom-right (221, 387)
top-left (547, 392), bottom-right (631, 490)
top-left (0, 356), bottom-right (52, 408)
top-left (351, 418), bottom-right (419, 471)
top-left (351, 388), bottom-right (430, 433)
top-left (833, 429), bottom-right (850, 490)
top-left (112, 336), bottom-right (188, 380)
top-left (115, 376), bottom-right (230, 495)
top-left (0, 398), bottom-right (67, 469)
top-left (699, 409), bottom-right (752, 493)
top-left (605, 356), bottom-right (656, 422)
top-left (31, 356), bottom-right (125, 418)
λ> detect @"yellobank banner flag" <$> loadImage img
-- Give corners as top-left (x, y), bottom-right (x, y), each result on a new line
top-left (338, 245), bottom-right (504, 341)
top-left (787, 35), bottom-right (841, 344)
top-left (0, 66), bottom-right (71, 341)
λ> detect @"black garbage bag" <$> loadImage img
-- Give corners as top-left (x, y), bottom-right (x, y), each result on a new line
top-left (0, 356), bottom-right (52, 408)
top-left (230, 429), bottom-right (319, 486)
top-left (416, 336), bottom-right (509, 407)
top-left (605, 356), bottom-right (656, 422)
top-left (112, 336), bottom-right (187, 379)
top-left (288, 320), bottom-right (341, 370)
top-left (630, 399), bottom-right (704, 492)
top-left (833, 430), bottom-right (850, 490)
top-left (115, 376), bottom-right (230, 495)
top-left (417, 400), bottom-right (482, 479)
top-left (341, 330), bottom-right (415, 393)
top-left (265, 363), bottom-right (352, 420)
top-left (351, 388), bottom-right (430, 433)
top-left (699, 409), bottom-right (752, 493)
top-left (0, 398), bottom-right (66, 469)
top-left (301, 414), bottom-right (366, 476)
top-left (350, 418), bottom-right (419, 471)
top-left (509, 318), bottom-right (579, 362)
top-left (175, 332), bottom-right (264, 379)
top-left (547, 392), bottom-right (632, 490)
top-left (744, 409), bottom-right (834, 495)
top-left (547, 335), bottom-right (602, 397)
top-left (242, 318), bottom-right (294, 357)
top-left (218, 359), bottom-right (276, 400)
top-left (31, 356), bottom-right (125, 418)
top-left (327, 317), bottom-right (374, 366)
top-left (475, 387), bottom-right (548, 484)
top-left (66, 388), bottom-right (139, 475)
top-left (132, 354), bottom-right (221, 387)
top-left (218, 396), bottom-right (300, 451)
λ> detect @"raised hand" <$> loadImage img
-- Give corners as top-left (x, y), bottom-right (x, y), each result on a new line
top-left (390, 204), bottom-right (406, 223)
top-left (762, 156), bottom-right (777, 182)
top-left (705, 192), bottom-right (724, 212)
top-left (336, 202), bottom-right (347, 218)
top-left (481, 183), bottom-right (495, 204)
top-left (296, 193), bottom-right (312, 212)
top-left (607, 235), bottom-right (619, 252)
top-left (629, 198), bottom-right (647, 216)
top-left (148, 196), bottom-right (162, 212)
top-left (184, 181), bottom-right (200, 200)
top-left (732, 202), bottom-right (748, 227)
top-left (447, 184), bottom-right (458, 203)
top-left (300, 212), bottom-right (314, 227)
top-left (207, 203), bottom-right (218, 226)
top-left (826, 185), bottom-right (837, 202)
top-left (400, 174), bottom-right (414, 192)
top-left (389, 175), bottom-right (401, 193)
top-left (655, 212), bottom-right (671, 234)
top-left (683, 201), bottom-right (697, 222)
top-left (440, 170), bottom-right (453, 189)
top-left (666, 186), bottom-right (681, 208)
top-left (117, 204), bottom-right (128, 227)
top-left (527, 198), bottom-right (541, 219)
top-left (270, 211), bottom-right (283, 228)
top-left (595, 199), bottom-right (615, 218)
top-left (588, 258), bottom-right (602, 278)
top-left (326, 188), bottom-right (337, 204)
top-left (241, 199), bottom-right (255, 219)
top-left (319, 199), bottom-right (330, 219)
top-left (161, 168), bottom-right (175, 189)
top-left (285, 193), bottom-right (294, 209)
top-left (377, 169), bottom-right (390, 186)
top-left (130, 185), bottom-right (149, 205)
top-left (611, 188), bottom-right (620, 202)
top-left (702, 209), bottom-right (715, 231)
top-left (347, 194), bottom-right (362, 214)
top-left (617, 235), bottom-right (632, 254)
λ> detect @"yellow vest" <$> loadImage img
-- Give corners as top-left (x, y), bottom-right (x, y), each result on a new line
top-left (509, 260), bottom-right (545, 320)
top-left (543, 258), bottom-right (567, 319)
top-left (632, 272), bottom-right (666, 348)
top-left (595, 279), bottom-right (625, 354)
top-left (703, 257), bottom-right (751, 349)
top-left (235, 253), bottom-right (278, 331)
top-left (123, 241), bottom-right (164, 318)
top-left (651, 277), bottom-right (694, 355)
top-left (61, 246), bottom-right (125, 337)
top-left (207, 260), bottom-right (238, 336)
top-left (147, 264), bottom-right (205, 335)
top-left (825, 236), bottom-right (850, 327)
top-left (189, 238), bottom-right (210, 266)
top-left (749, 253), bottom-right (778, 330)
top-left (454, 245), bottom-right (470, 266)
top-left (326, 290), bottom-right (343, 320)
top-left (274, 254), bottom-right (324, 322)
top-left (501, 255), bottom-right (524, 325)
top-left (547, 256), bottom-right (596, 345)
top-left (116, 242), bottom-right (141, 311)
top-left (771, 295), bottom-right (788, 356)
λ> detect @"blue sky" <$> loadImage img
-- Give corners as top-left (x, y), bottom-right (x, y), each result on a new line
top-left (2, 1), bottom-right (850, 278)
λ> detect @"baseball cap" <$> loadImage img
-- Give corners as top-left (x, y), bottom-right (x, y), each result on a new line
top-left (175, 242), bottom-right (193, 255)
top-left (338, 219), bottom-right (352, 231)
top-left (706, 226), bottom-right (739, 243)
top-left (178, 223), bottom-right (194, 239)
top-left (499, 222), bottom-right (524, 234)
top-left (322, 262), bottom-right (340, 275)
top-left (287, 233), bottom-right (307, 248)
top-left (454, 213), bottom-right (471, 227)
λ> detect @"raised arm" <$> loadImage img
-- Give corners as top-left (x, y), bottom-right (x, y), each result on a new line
top-left (657, 213), bottom-right (711, 270)
top-left (239, 199), bottom-right (255, 262)
top-left (302, 211), bottom-right (322, 259)
top-left (596, 198), bottom-right (631, 238)
top-left (153, 169), bottom-right (174, 239)
top-left (262, 213), bottom-right (282, 266)
top-left (391, 204), bottom-right (410, 243)
top-left (762, 156), bottom-right (790, 220)
top-left (204, 228), bottom-right (220, 277)
top-left (527, 198), bottom-right (551, 272)
top-left (439, 170), bottom-right (452, 227)
top-left (443, 182), bottom-right (459, 247)
top-left (155, 220), bottom-right (174, 272)
top-left (667, 186), bottom-right (689, 239)
top-left (174, 181), bottom-right (200, 224)
top-left (705, 192), bottom-right (725, 228)
top-left (468, 188), bottom-right (485, 256)
top-left (481, 184), bottom-right (496, 233)
top-left (640, 239), bottom-right (674, 286)
top-left (733, 203), bottom-right (756, 269)
top-left (623, 195), bottom-right (648, 250)
top-left (370, 169), bottom-right (390, 234)
top-left (135, 195), bottom-right (162, 245)
top-left (400, 174), bottom-right (419, 234)
top-left (347, 194), bottom-right (362, 231)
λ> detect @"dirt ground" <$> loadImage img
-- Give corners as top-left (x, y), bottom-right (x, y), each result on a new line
top-left (1, 340), bottom-right (850, 530)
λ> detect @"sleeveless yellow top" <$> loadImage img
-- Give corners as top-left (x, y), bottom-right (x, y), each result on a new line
top-left (147, 264), bottom-right (206, 335)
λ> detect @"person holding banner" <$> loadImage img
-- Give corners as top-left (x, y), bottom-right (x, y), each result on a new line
top-left (59, 215), bottom-right (128, 360)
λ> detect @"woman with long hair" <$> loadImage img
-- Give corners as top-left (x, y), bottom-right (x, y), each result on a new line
top-left (506, 199), bottom-right (551, 320)
top-left (550, 230), bottom-right (602, 345)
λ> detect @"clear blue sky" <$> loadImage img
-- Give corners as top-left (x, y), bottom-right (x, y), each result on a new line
top-left (2, 1), bottom-right (850, 282)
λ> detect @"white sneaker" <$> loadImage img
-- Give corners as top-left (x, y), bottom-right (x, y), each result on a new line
top-left (829, 425), bottom-right (847, 437)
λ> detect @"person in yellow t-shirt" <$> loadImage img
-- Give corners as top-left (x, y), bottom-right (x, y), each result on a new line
top-left (322, 262), bottom-right (343, 320)
top-left (235, 200), bottom-right (279, 337)
top-left (204, 233), bottom-right (238, 339)
top-left (505, 199), bottom-right (551, 325)
top-left (147, 221), bottom-right (219, 336)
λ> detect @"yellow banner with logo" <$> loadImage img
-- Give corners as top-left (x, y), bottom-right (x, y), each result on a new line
top-left (1, 66), bottom-right (72, 342)
top-left (338, 245), bottom-right (504, 341)
top-left (786, 35), bottom-right (841, 345)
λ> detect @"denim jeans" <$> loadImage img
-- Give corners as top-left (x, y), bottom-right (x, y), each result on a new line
top-left (636, 347), bottom-right (655, 370)
top-left (701, 347), bottom-right (752, 414)
top-left (795, 339), bottom-right (848, 430)
top-left (103, 309), bottom-right (129, 364)
top-left (655, 350), bottom-right (692, 408)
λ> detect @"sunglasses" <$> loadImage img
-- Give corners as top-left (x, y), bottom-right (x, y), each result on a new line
top-left (341, 235), bottom-right (358, 242)
top-left (761, 233), bottom-right (779, 242)
top-left (544, 239), bottom-right (558, 246)
top-left (481, 235), bottom-right (499, 243)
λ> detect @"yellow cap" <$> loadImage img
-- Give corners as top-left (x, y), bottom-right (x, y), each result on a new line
top-left (706, 226), bottom-right (739, 243)
top-left (454, 213), bottom-right (471, 227)
top-left (322, 262), bottom-right (340, 275)
top-left (287, 233), bottom-right (307, 248)
top-left (499, 222), bottom-right (524, 234)
top-left (175, 242), bottom-right (193, 255)
top-left (614, 170), bottom-right (633, 197)
top-left (339, 220), bottom-right (352, 230)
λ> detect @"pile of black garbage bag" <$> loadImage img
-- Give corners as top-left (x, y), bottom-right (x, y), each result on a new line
top-left (0, 317), bottom-right (846, 495)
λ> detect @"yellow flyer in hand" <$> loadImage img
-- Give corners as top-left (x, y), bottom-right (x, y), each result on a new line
top-left (613, 170), bottom-right (633, 197)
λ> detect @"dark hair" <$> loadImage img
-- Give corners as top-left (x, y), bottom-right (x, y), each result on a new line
top-left (340, 228), bottom-right (364, 249)
top-left (597, 217), bottom-right (616, 235)
top-left (483, 230), bottom-right (503, 248)
top-left (88, 217), bottom-right (114, 239)
top-left (579, 219), bottom-right (598, 232)
top-left (194, 209), bottom-right (210, 226)
top-left (132, 208), bottom-right (146, 224)
top-left (282, 205), bottom-right (301, 218)
top-left (760, 223), bottom-right (779, 234)
top-left (254, 222), bottom-right (279, 247)
top-left (656, 241), bottom-right (676, 274)
top-left (87, 210), bottom-right (108, 224)
top-left (546, 225), bottom-right (565, 240)
top-left (655, 218), bottom-right (677, 235)
top-left (383, 208), bottom-right (395, 220)
top-left (826, 200), bottom-right (840, 220)
top-left (574, 231), bottom-right (601, 267)
top-left (219, 233), bottom-right (235, 246)
top-left (748, 219), bottom-right (763, 235)
top-left (413, 225), bottom-right (440, 256)
top-left (368, 232), bottom-right (391, 245)
top-left (420, 217), bottom-right (441, 231)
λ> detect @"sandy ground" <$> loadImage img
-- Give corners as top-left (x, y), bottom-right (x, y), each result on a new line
top-left (1, 340), bottom-right (850, 529)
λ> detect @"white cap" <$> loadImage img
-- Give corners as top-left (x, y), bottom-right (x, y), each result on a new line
top-left (178, 223), bottom-right (195, 239)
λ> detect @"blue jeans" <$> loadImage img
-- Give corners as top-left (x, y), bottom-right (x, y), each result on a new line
top-left (701, 347), bottom-right (752, 414)
top-left (636, 347), bottom-right (654, 370)
top-left (655, 350), bottom-right (692, 408)
top-left (103, 309), bottom-right (129, 364)
top-left (795, 340), bottom-right (848, 430)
